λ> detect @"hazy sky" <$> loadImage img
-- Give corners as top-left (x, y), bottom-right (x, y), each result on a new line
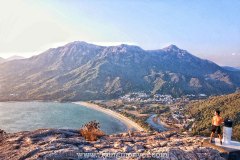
top-left (0, 0), bottom-right (239, 66)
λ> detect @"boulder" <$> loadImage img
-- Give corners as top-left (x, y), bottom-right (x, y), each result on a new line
top-left (122, 145), bottom-right (133, 152)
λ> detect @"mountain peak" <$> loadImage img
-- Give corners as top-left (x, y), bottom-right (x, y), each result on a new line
top-left (107, 44), bottom-right (143, 53)
top-left (7, 55), bottom-right (25, 61)
top-left (168, 44), bottom-right (179, 49)
top-left (163, 44), bottom-right (181, 51)
top-left (162, 44), bottom-right (192, 58)
top-left (65, 41), bottom-right (94, 47)
top-left (56, 41), bottom-right (104, 52)
top-left (119, 44), bottom-right (143, 50)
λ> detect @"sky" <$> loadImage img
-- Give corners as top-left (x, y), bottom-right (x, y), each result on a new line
top-left (0, 0), bottom-right (239, 66)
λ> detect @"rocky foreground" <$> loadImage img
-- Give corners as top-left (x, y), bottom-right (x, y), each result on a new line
top-left (0, 129), bottom-right (224, 160)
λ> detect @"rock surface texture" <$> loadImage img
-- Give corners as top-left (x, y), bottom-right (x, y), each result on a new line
top-left (0, 129), bottom-right (225, 160)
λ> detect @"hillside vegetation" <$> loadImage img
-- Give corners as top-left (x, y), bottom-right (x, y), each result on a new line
top-left (0, 41), bottom-right (240, 101)
top-left (187, 92), bottom-right (240, 140)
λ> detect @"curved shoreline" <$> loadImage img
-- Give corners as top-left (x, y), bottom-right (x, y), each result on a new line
top-left (73, 101), bottom-right (145, 132)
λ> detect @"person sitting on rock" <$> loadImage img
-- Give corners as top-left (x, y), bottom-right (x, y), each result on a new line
top-left (209, 109), bottom-right (223, 144)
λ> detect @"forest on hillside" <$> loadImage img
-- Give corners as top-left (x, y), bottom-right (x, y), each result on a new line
top-left (187, 92), bottom-right (240, 140)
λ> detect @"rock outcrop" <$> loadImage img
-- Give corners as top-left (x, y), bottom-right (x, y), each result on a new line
top-left (0, 129), bottom-right (224, 160)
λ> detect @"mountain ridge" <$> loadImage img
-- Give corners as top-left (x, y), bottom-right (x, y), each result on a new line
top-left (0, 41), bottom-right (239, 101)
top-left (0, 55), bottom-right (25, 64)
top-left (6, 55), bottom-right (25, 61)
top-left (223, 66), bottom-right (240, 72)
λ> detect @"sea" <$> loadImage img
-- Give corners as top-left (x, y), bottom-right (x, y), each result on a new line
top-left (0, 101), bottom-right (127, 134)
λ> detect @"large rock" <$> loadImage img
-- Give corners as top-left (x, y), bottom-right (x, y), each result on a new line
top-left (0, 129), bottom-right (225, 160)
top-left (113, 141), bottom-right (123, 148)
top-left (122, 145), bottom-right (133, 152)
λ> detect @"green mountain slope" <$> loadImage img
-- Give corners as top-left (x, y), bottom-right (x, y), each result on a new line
top-left (0, 41), bottom-right (240, 101)
top-left (188, 92), bottom-right (240, 140)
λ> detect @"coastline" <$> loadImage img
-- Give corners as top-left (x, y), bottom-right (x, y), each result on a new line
top-left (73, 101), bottom-right (145, 132)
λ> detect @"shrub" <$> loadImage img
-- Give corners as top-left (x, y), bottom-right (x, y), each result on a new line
top-left (80, 120), bottom-right (105, 141)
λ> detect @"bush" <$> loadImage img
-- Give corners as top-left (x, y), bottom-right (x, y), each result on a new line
top-left (80, 120), bottom-right (105, 141)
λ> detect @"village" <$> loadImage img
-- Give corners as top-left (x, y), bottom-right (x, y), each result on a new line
top-left (92, 92), bottom-right (204, 132)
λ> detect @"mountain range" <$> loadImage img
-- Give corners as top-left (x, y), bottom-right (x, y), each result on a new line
top-left (222, 66), bottom-right (240, 72)
top-left (0, 41), bottom-right (239, 101)
top-left (0, 56), bottom-right (25, 64)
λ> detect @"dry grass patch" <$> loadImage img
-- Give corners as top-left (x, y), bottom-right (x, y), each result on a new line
top-left (80, 120), bottom-right (105, 141)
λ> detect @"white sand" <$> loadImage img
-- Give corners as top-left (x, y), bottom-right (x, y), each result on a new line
top-left (73, 101), bottom-right (145, 132)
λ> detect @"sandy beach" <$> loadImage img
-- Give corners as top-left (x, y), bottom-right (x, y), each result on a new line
top-left (73, 101), bottom-right (145, 132)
